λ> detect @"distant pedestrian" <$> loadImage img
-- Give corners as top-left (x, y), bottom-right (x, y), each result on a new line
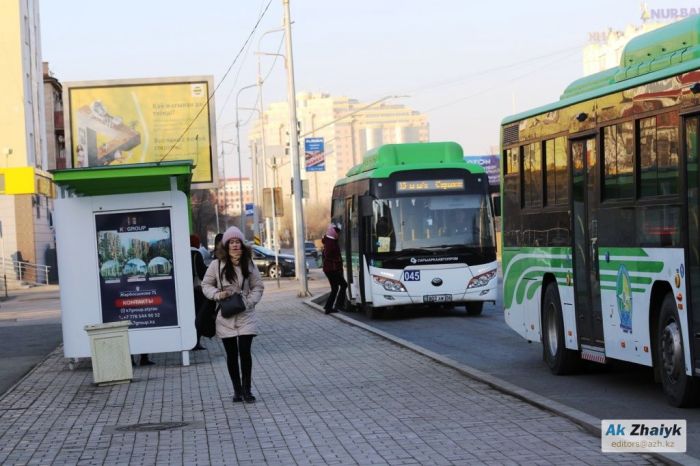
top-left (202, 226), bottom-right (264, 403)
top-left (214, 232), bottom-right (223, 249)
top-left (190, 234), bottom-right (207, 351)
top-left (199, 243), bottom-right (212, 266)
top-left (322, 223), bottom-right (347, 314)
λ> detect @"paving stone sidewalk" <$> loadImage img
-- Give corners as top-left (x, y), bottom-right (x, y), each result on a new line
top-left (0, 280), bottom-right (661, 465)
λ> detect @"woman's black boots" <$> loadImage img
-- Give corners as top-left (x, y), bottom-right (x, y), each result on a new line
top-left (242, 376), bottom-right (256, 403)
top-left (232, 375), bottom-right (243, 403)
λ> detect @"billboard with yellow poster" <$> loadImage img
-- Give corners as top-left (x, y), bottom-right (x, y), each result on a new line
top-left (64, 76), bottom-right (218, 188)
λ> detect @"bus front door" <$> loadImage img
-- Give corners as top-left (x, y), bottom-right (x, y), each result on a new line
top-left (344, 196), bottom-right (355, 303)
top-left (571, 137), bottom-right (605, 354)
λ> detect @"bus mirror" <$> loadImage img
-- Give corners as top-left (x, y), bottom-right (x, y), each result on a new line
top-left (492, 195), bottom-right (501, 217)
top-left (360, 195), bottom-right (373, 217)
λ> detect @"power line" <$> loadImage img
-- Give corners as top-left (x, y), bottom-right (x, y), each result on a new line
top-left (404, 44), bottom-right (584, 96)
top-left (422, 48), bottom-right (581, 114)
top-left (158, 0), bottom-right (273, 163)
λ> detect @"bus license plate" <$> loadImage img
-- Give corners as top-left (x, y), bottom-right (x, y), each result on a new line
top-left (423, 294), bottom-right (452, 303)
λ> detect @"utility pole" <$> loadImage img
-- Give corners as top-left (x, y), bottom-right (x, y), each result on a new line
top-left (256, 58), bottom-right (273, 249)
top-left (235, 83), bottom-right (257, 235)
top-left (283, 0), bottom-right (308, 296)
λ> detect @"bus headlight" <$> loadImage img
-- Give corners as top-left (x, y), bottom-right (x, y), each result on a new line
top-left (372, 275), bottom-right (407, 292)
top-left (468, 269), bottom-right (496, 289)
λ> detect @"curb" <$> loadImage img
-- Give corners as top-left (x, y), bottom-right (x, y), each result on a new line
top-left (303, 297), bottom-right (699, 466)
top-left (0, 344), bottom-right (65, 406)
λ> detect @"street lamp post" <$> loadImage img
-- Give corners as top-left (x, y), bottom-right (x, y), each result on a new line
top-left (257, 27), bottom-right (284, 251)
top-left (239, 106), bottom-right (261, 243)
top-left (235, 83), bottom-right (258, 235)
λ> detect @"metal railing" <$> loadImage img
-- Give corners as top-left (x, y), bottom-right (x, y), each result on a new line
top-left (0, 260), bottom-right (52, 289)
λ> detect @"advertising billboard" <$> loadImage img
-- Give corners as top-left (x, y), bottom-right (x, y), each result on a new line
top-left (64, 76), bottom-right (218, 188)
top-left (464, 155), bottom-right (500, 188)
top-left (95, 209), bottom-right (178, 328)
top-left (304, 137), bottom-right (325, 172)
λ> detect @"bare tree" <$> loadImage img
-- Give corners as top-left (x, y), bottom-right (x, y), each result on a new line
top-left (190, 189), bottom-right (218, 247)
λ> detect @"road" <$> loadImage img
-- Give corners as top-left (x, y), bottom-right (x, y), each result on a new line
top-left (0, 287), bottom-right (62, 396)
top-left (334, 277), bottom-right (700, 459)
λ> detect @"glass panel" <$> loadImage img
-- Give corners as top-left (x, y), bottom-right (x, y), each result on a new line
top-left (603, 123), bottom-right (634, 199)
top-left (640, 116), bottom-right (657, 197)
top-left (506, 147), bottom-right (519, 174)
top-left (657, 112), bottom-right (679, 195)
top-left (636, 205), bottom-right (681, 247)
top-left (545, 139), bottom-right (555, 206)
top-left (371, 195), bottom-right (495, 253)
top-left (618, 122), bottom-right (635, 198)
top-left (555, 136), bottom-right (568, 204)
top-left (523, 142), bottom-right (542, 207)
top-left (603, 125), bottom-right (617, 199)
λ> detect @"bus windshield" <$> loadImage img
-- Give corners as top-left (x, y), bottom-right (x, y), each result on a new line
top-left (371, 194), bottom-right (495, 254)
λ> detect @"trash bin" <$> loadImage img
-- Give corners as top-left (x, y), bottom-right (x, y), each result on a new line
top-left (84, 321), bottom-right (133, 385)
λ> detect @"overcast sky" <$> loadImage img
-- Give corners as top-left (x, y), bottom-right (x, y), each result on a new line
top-left (40, 1), bottom-right (673, 176)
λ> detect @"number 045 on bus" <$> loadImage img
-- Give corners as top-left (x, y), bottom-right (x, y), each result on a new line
top-left (501, 16), bottom-right (700, 407)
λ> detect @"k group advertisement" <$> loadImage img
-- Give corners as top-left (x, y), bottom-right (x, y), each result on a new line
top-left (95, 209), bottom-right (178, 329)
top-left (67, 78), bottom-right (216, 186)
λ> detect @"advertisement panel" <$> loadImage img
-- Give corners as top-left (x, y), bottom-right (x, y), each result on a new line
top-left (65, 76), bottom-right (217, 188)
top-left (464, 155), bottom-right (500, 187)
top-left (304, 137), bottom-right (325, 172)
top-left (95, 209), bottom-right (178, 328)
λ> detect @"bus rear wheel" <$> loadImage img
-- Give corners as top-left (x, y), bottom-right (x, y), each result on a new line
top-left (656, 293), bottom-right (698, 407)
top-left (542, 283), bottom-right (578, 375)
top-left (465, 302), bottom-right (483, 316)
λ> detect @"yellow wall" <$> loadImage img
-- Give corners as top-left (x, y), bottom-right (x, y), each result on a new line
top-left (0, 0), bottom-right (28, 168)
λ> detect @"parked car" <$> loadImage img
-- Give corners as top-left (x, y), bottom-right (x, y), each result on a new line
top-left (251, 245), bottom-right (296, 278)
top-left (304, 241), bottom-right (319, 259)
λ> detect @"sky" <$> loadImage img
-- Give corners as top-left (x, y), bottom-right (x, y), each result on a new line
top-left (39, 0), bottom-right (673, 177)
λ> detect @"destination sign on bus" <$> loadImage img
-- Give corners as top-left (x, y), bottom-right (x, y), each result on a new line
top-left (396, 179), bottom-right (464, 193)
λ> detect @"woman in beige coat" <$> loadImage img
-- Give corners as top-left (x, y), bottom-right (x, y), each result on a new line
top-left (202, 226), bottom-right (264, 403)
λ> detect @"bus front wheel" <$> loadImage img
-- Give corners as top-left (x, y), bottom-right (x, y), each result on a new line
top-left (656, 293), bottom-right (698, 407)
top-left (364, 304), bottom-right (380, 319)
top-left (542, 284), bottom-right (578, 375)
top-left (465, 302), bottom-right (483, 316)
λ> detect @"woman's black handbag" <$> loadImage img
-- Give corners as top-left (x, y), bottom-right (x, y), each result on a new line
top-left (218, 274), bottom-right (247, 318)
top-left (219, 292), bottom-right (246, 318)
top-left (195, 299), bottom-right (217, 338)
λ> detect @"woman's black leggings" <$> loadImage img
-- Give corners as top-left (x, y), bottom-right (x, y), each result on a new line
top-left (221, 335), bottom-right (255, 391)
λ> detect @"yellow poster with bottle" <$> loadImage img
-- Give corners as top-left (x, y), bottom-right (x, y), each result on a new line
top-left (67, 78), bottom-right (216, 187)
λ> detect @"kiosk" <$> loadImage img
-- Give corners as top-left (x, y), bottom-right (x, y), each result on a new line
top-left (52, 161), bottom-right (197, 366)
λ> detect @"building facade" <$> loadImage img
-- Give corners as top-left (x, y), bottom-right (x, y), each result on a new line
top-left (43, 62), bottom-right (66, 171)
top-left (217, 177), bottom-right (254, 217)
top-left (247, 92), bottom-right (429, 212)
top-left (582, 5), bottom-right (682, 76)
top-left (0, 0), bottom-right (57, 282)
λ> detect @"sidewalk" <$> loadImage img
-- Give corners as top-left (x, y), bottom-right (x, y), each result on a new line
top-left (0, 279), bottom-right (663, 465)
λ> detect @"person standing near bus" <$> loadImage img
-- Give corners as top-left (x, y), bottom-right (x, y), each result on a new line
top-left (190, 234), bottom-right (207, 351)
top-left (322, 223), bottom-right (347, 314)
top-left (201, 226), bottom-right (264, 403)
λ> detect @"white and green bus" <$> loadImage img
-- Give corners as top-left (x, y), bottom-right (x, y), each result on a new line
top-left (501, 17), bottom-right (700, 406)
top-left (331, 142), bottom-right (497, 319)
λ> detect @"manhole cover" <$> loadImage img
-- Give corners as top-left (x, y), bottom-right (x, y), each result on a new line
top-left (115, 422), bottom-right (188, 432)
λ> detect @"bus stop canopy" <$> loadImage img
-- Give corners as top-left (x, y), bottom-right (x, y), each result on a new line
top-left (51, 161), bottom-right (193, 197)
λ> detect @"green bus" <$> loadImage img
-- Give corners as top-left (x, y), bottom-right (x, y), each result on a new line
top-left (331, 142), bottom-right (497, 319)
top-left (501, 16), bottom-right (700, 406)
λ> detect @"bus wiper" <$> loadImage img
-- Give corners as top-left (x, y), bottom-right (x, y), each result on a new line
top-left (429, 244), bottom-right (468, 251)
